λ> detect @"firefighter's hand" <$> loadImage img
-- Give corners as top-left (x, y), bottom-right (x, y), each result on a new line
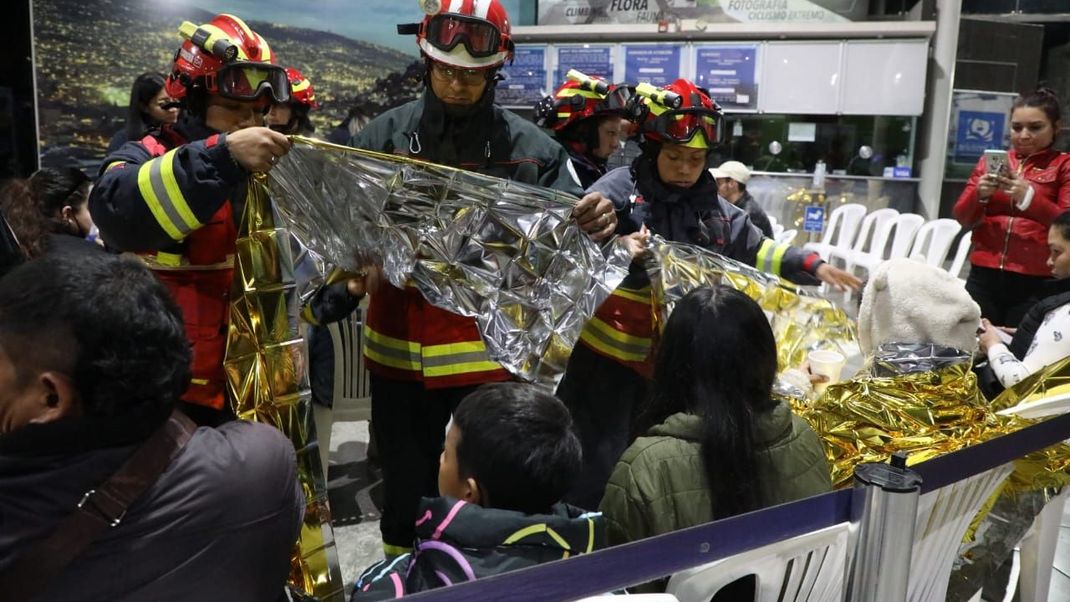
top-left (816, 263), bottom-right (862, 292)
top-left (574, 192), bottom-right (617, 241)
top-left (225, 127), bottom-right (291, 173)
top-left (345, 265), bottom-right (383, 297)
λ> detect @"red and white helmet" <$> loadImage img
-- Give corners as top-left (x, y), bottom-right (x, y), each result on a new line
top-left (408, 0), bottom-right (514, 69)
top-left (535, 70), bottom-right (632, 133)
top-left (285, 68), bottom-right (320, 110)
top-left (166, 14), bottom-right (289, 105)
top-left (633, 79), bottom-right (724, 150)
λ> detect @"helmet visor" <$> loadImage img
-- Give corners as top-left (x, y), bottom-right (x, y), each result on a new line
top-left (652, 109), bottom-right (723, 147)
top-left (426, 14), bottom-right (500, 59)
top-left (600, 85), bottom-right (634, 113)
top-left (217, 63), bottom-right (291, 103)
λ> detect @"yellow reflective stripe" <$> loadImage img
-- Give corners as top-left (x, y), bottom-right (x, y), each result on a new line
top-left (291, 79), bottom-right (311, 93)
top-left (756, 238), bottom-right (775, 274)
top-left (423, 360), bottom-right (502, 378)
top-left (300, 304), bottom-right (320, 326)
top-left (136, 150), bottom-right (201, 241)
top-left (556, 112), bottom-right (571, 119)
top-left (155, 252), bottom-right (182, 267)
top-left (586, 518), bottom-right (595, 553)
top-left (365, 327), bottom-right (420, 353)
top-left (364, 326), bottom-right (420, 371)
top-left (422, 341), bottom-right (485, 357)
top-left (579, 317), bottom-right (650, 363)
top-left (770, 242), bottom-right (790, 276)
top-left (611, 287), bottom-right (651, 304)
top-left (198, 23), bottom-right (239, 58)
top-left (105, 161), bottom-right (125, 172)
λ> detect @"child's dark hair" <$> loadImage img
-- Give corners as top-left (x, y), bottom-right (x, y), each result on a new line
top-left (1053, 210), bottom-right (1070, 242)
top-left (1012, 87), bottom-right (1062, 126)
top-left (452, 383), bottom-right (582, 514)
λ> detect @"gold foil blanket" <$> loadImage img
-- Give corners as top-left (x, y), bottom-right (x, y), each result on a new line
top-left (224, 178), bottom-right (343, 601)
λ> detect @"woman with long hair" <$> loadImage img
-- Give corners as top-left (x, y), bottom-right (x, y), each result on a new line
top-left (0, 167), bottom-right (97, 259)
top-left (106, 72), bottom-right (179, 154)
top-left (599, 285), bottom-right (831, 543)
top-left (954, 88), bottom-right (1070, 326)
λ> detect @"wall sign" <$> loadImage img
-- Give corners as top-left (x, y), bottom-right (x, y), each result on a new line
top-left (693, 45), bottom-right (759, 111)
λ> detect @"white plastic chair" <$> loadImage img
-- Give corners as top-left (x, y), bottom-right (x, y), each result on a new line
top-left (829, 208), bottom-right (897, 266)
top-left (768, 215), bottom-right (779, 230)
top-left (771, 222), bottom-right (785, 240)
top-left (907, 463), bottom-right (1014, 601)
top-left (1015, 487), bottom-right (1070, 602)
top-left (667, 523), bottom-right (849, 602)
top-left (312, 310), bottom-right (372, 473)
top-left (776, 229), bottom-right (798, 245)
top-left (948, 231), bottom-right (973, 281)
top-left (845, 212), bottom-right (925, 280)
top-left (802, 203), bottom-right (867, 262)
top-left (908, 219), bottom-right (962, 268)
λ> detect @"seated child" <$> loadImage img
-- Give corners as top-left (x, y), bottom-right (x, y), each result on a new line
top-left (352, 383), bottom-right (604, 600)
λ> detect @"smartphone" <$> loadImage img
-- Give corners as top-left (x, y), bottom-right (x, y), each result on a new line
top-left (984, 149), bottom-right (1009, 176)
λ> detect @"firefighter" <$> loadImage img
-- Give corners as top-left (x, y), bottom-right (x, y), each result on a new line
top-left (557, 79), bottom-right (862, 509)
top-left (266, 67), bottom-right (320, 136)
top-left (89, 13), bottom-right (292, 425)
top-left (307, 0), bottom-right (617, 557)
top-left (535, 70), bottom-right (632, 189)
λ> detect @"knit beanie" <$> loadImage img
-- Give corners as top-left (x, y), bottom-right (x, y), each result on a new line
top-left (858, 257), bottom-right (981, 355)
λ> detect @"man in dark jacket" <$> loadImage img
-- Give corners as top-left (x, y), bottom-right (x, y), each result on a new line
top-left (711, 160), bottom-right (775, 239)
top-left (0, 253), bottom-right (302, 601)
top-left (310, 0), bottom-right (618, 557)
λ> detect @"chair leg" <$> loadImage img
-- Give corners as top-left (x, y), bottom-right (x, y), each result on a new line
top-left (312, 404), bottom-right (334, 479)
top-left (1016, 488), bottom-right (1069, 601)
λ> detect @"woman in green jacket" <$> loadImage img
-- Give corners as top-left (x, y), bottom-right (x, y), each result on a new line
top-left (599, 285), bottom-right (832, 547)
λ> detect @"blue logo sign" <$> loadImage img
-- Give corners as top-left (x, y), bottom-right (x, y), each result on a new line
top-left (955, 111), bottom-right (1004, 163)
top-left (803, 206), bottom-right (826, 234)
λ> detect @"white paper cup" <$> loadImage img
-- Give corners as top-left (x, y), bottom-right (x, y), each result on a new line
top-left (809, 349), bottom-right (846, 395)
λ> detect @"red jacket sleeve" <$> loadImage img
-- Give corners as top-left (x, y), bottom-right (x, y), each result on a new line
top-left (953, 156), bottom-right (989, 227)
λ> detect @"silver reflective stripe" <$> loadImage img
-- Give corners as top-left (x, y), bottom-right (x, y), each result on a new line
top-left (148, 157), bottom-right (195, 237)
top-left (422, 350), bottom-right (494, 368)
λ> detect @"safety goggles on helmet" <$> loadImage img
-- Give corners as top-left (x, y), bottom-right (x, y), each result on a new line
top-left (209, 63), bottom-right (291, 103)
top-left (425, 14), bottom-right (502, 59)
top-left (600, 85), bottom-right (634, 113)
top-left (647, 108), bottom-right (723, 148)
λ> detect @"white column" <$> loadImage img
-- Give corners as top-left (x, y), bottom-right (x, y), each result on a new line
top-left (915, 0), bottom-right (962, 218)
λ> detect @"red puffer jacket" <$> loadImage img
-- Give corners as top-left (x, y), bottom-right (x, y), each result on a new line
top-left (954, 148), bottom-right (1070, 276)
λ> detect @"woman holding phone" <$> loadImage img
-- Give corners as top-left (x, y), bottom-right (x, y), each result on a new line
top-left (954, 88), bottom-right (1070, 326)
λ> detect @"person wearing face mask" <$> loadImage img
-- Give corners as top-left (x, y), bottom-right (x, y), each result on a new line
top-left (304, 0), bottom-right (616, 559)
top-left (954, 88), bottom-right (1070, 326)
top-left (266, 67), bottom-right (320, 136)
top-left (535, 71), bottom-right (632, 189)
top-left (89, 13), bottom-right (292, 425)
top-left (556, 79), bottom-right (860, 510)
top-left (0, 167), bottom-right (101, 261)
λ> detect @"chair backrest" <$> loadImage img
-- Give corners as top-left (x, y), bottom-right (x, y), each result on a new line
top-left (772, 222), bottom-right (785, 239)
top-left (907, 464), bottom-right (1013, 602)
top-left (327, 310), bottom-right (372, 420)
top-left (667, 523), bottom-right (850, 602)
top-left (850, 208), bottom-right (899, 254)
top-left (777, 229), bottom-right (798, 245)
top-left (908, 219), bottom-right (963, 267)
top-left (820, 203), bottom-right (868, 248)
top-left (887, 213), bottom-right (926, 259)
top-left (948, 231), bottom-right (973, 280)
top-left (768, 215), bottom-right (779, 229)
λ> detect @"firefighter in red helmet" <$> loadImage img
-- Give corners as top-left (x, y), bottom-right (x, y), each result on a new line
top-left (267, 67), bottom-right (320, 136)
top-left (535, 70), bottom-right (633, 188)
top-left (89, 13), bottom-right (291, 425)
top-left (304, 0), bottom-right (618, 557)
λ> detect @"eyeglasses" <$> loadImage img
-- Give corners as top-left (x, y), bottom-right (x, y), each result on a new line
top-left (430, 62), bottom-right (489, 86)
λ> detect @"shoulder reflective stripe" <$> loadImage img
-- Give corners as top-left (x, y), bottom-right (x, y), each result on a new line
top-left (105, 161), bottom-right (125, 172)
top-left (579, 317), bottom-right (651, 363)
top-left (611, 286), bottom-right (652, 304)
top-left (137, 150), bottom-right (201, 241)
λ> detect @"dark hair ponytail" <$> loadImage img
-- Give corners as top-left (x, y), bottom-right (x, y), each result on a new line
top-left (635, 285), bottom-right (779, 519)
top-left (1013, 87), bottom-right (1062, 128)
